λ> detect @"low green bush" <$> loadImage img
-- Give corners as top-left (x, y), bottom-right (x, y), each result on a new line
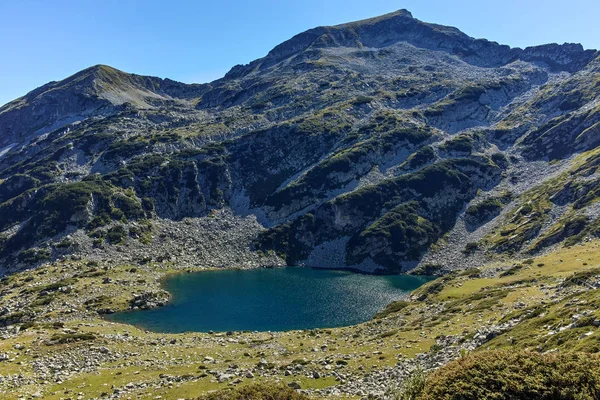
top-left (418, 350), bottom-right (600, 400)
top-left (375, 300), bottom-right (411, 319)
top-left (49, 333), bottom-right (96, 344)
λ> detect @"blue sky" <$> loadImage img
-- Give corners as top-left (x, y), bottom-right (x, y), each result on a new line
top-left (1, 0), bottom-right (599, 107)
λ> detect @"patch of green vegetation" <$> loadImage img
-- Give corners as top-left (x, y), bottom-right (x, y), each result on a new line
top-left (530, 213), bottom-right (589, 252)
top-left (451, 85), bottom-right (490, 102)
top-left (352, 95), bottom-right (374, 106)
top-left (490, 152), bottom-right (509, 169)
top-left (387, 368), bottom-right (427, 400)
top-left (48, 333), bottom-right (96, 344)
top-left (483, 284), bottom-right (600, 353)
top-left (418, 350), bottom-right (600, 400)
top-left (107, 225), bottom-right (128, 245)
top-left (402, 146), bottom-right (436, 170)
top-left (0, 311), bottom-right (31, 326)
top-left (128, 221), bottom-right (154, 244)
top-left (562, 268), bottom-right (600, 287)
top-left (486, 201), bottom-right (550, 253)
top-left (1, 156), bottom-right (61, 182)
top-left (379, 329), bottom-right (399, 338)
top-left (103, 138), bottom-right (151, 161)
top-left (444, 288), bottom-right (509, 314)
top-left (409, 263), bottom-right (444, 276)
top-left (347, 202), bottom-right (439, 271)
top-left (412, 277), bottom-right (450, 301)
top-left (28, 278), bottom-right (77, 294)
top-left (462, 242), bottom-right (479, 255)
top-left (499, 264), bottom-right (523, 277)
top-left (30, 295), bottom-right (56, 307)
top-left (375, 300), bottom-right (411, 319)
top-left (17, 248), bottom-right (51, 264)
top-left (457, 268), bottom-right (481, 278)
top-left (424, 82), bottom-right (502, 118)
top-left (497, 304), bottom-right (545, 324)
top-left (439, 134), bottom-right (474, 154)
top-left (465, 192), bottom-right (512, 226)
top-left (0, 174), bottom-right (40, 204)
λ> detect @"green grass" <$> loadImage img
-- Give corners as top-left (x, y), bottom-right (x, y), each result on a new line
top-left (3, 239), bottom-right (600, 399)
top-left (194, 383), bottom-right (309, 400)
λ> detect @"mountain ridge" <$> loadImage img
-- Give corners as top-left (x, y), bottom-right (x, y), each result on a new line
top-left (0, 64), bottom-right (210, 148)
top-left (224, 9), bottom-right (597, 79)
top-left (1, 10), bottom-right (597, 129)
top-left (0, 10), bottom-right (600, 275)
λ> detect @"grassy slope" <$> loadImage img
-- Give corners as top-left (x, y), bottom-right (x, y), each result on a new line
top-left (0, 240), bottom-right (599, 399)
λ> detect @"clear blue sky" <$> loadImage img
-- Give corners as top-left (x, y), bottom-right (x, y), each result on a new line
top-left (1, 0), bottom-right (599, 107)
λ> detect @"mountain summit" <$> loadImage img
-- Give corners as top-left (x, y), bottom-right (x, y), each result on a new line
top-left (225, 9), bottom-right (595, 79)
top-left (0, 65), bottom-right (204, 148)
top-left (0, 10), bottom-right (599, 274)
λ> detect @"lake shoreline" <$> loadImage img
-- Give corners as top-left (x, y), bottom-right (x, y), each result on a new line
top-left (107, 266), bottom-right (434, 334)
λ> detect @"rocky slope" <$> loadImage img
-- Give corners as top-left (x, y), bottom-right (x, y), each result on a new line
top-left (1, 232), bottom-right (599, 399)
top-left (1, 9), bottom-right (600, 274)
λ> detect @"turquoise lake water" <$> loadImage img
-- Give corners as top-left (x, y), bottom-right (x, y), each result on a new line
top-left (107, 267), bottom-right (432, 333)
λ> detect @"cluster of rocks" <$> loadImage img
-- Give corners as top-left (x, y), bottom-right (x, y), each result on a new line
top-left (313, 323), bottom-right (519, 398)
top-left (130, 291), bottom-right (170, 310)
top-left (65, 209), bottom-right (285, 272)
top-left (32, 345), bottom-right (119, 382)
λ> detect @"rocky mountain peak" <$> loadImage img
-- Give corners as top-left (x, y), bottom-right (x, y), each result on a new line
top-left (224, 9), bottom-right (595, 80)
top-left (1, 9), bottom-right (600, 275)
top-left (0, 65), bottom-right (206, 148)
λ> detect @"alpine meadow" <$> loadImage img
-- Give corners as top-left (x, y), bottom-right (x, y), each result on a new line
top-left (1, 7), bottom-right (600, 400)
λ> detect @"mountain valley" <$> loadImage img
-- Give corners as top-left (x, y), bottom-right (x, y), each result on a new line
top-left (1, 8), bottom-right (600, 399)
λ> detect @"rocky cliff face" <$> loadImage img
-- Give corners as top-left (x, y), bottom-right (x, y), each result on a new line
top-left (1, 10), bottom-right (599, 273)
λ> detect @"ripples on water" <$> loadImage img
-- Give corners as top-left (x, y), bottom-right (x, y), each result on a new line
top-left (107, 267), bottom-right (433, 333)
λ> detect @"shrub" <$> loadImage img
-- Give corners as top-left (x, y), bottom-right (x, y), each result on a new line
top-left (439, 135), bottom-right (474, 154)
top-left (499, 264), bottom-right (523, 277)
top-left (375, 300), bottom-right (411, 319)
top-left (107, 225), bottom-right (127, 245)
top-left (491, 152), bottom-right (509, 169)
top-left (352, 95), bottom-right (374, 106)
top-left (466, 198), bottom-right (502, 218)
top-left (463, 242), bottom-right (479, 254)
top-left (49, 333), bottom-right (96, 344)
top-left (419, 350), bottom-right (600, 400)
top-left (405, 146), bottom-right (436, 170)
top-left (388, 368), bottom-right (428, 400)
top-left (465, 192), bottom-right (511, 226)
top-left (18, 248), bottom-right (52, 264)
top-left (194, 383), bottom-right (308, 400)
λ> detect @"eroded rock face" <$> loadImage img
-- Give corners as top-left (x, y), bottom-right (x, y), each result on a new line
top-left (1, 10), bottom-right (600, 273)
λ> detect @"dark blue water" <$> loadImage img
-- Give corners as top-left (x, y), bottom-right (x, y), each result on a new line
top-left (107, 267), bottom-right (432, 333)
